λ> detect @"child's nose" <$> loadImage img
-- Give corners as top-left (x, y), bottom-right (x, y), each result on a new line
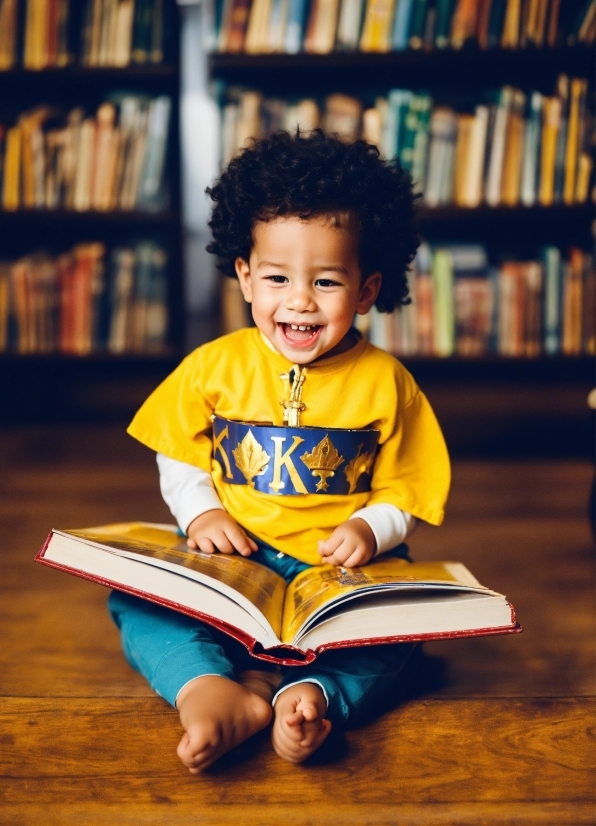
top-left (285, 285), bottom-right (316, 312)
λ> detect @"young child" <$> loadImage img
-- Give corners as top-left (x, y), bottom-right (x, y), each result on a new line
top-left (111, 130), bottom-right (450, 773)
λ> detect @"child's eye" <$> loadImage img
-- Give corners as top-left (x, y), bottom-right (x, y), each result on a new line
top-left (265, 275), bottom-right (288, 284)
top-left (316, 279), bottom-right (342, 288)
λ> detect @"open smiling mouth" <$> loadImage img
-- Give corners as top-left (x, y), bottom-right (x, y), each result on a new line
top-left (278, 323), bottom-right (323, 345)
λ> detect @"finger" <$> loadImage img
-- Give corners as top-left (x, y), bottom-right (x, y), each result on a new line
top-left (319, 533), bottom-right (345, 557)
top-left (186, 537), bottom-right (198, 549)
top-left (338, 548), bottom-right (367, 568)
top-left (324, 541), bottom-right (351, 566)
top-left (285, 709), bottom-right (305, 727)
top-left (196, 538), bottom-right (215, 554)
top-left (226, 526), bottom-right (255, 557)
top-left (215, 533), bottom-right (235, 554)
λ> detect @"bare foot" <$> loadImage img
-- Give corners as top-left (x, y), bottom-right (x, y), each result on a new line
top-left (176, 675), bottom-right (272, 774)
top-left (271, 682), bottom-right (332, 764)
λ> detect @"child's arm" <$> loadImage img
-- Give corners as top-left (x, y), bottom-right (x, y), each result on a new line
top-left (318, 506), bottom-right (417, 567)
top-left (157, 454), bottom-right (257, 557)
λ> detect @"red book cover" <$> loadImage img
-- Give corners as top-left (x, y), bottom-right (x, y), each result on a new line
top-left (36, 523), bottom-right (522, 666)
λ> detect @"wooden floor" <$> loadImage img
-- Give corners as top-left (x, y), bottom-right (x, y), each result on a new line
top-left (0, 424), bottom-right (594, 825)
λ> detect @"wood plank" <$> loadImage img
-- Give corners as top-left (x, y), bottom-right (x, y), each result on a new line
top-left (0, 697), bottom-right (593, 806)
top-left (1, 802), bottom-right (593, 826)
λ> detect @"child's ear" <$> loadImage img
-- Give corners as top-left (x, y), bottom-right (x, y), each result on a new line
top-left (356, 272), bottom-right (382, 314)
top-left (235, 258), bottom-right (252, 303)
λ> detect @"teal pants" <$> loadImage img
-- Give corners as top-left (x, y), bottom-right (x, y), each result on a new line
top-left (108, 542), bottom-right (416, 724)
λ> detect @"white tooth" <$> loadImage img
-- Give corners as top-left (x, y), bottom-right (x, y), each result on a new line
top-left (290, 324), bottom-right (299, 330)
top-left (298, 326), bottom-right (307, 331)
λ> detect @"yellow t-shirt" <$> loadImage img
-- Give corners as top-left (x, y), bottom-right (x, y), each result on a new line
top-left (127, 328), bottom-right (451, 564)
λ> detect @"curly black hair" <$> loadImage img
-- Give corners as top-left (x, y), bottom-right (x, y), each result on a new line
top-left (206, 130), bottom-right (420, 312)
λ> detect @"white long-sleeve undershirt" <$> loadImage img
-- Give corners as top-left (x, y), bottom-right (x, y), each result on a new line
top-left (157, 453), bottom-right (417, 555)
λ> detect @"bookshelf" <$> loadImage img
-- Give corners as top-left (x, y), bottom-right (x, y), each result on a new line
top-left (0, 0), bottom-right (183, 362)
top-left (0, 0), bottom-right (184, 422)
top-left (208, 39), bottom-right (594, 365)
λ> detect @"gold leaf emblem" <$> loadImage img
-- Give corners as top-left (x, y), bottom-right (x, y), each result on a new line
top-left (300, 435), bottom-right (344, 492)
top-left (344, 444), bottom-right (375, 494)
top-left (232, 430), bottom-right (271, 487)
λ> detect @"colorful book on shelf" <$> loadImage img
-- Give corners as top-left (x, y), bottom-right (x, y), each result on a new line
top-left (303, 0), bottom-right (340, 53)
top-left (500, 88), bottom-right (525, 206)
top-left (538, 94), bottom-right (561, 206)
top-left (561, 247), bottom-right (584, 356)
top-left (336, 0), bottom-right (365, 49)
top-left (520, 91), bottom-right (542, 207)
top-left (244, 0), bottom-right (271, 52)
top-left (218, 0), bottom-right (251, 52)
top-left (37, 522), bottom-right (521, 665)
top-left (542, 245), bottom-right (561, 355)
top-left (391, 0), bottom-right (415, 48)
top-left (284, 0), bottom-right (308, 52)
top-left (0, 0), bottom-right (19, 69)
top-left (408, 0), bottom-right (429, 48)
top-left (359, 0), bottom-right (396, 52)
top-left (431, 248), bottom-right (455, 357)
top-left (450, 244), bottom-right (493, 356)
top-left (450, 0), bottom-right (480, 49)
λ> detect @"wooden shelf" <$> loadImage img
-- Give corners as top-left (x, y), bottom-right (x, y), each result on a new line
top-left (0, 65), bottom-right (179, 80)
top-left (398, 355), bottom-right (594, 383)
top-left (414, 203), bottom-right (594, 249)
top-left (209, 46), bottom-right (593, 94)
top-left (0, 209), bottom-right (181, 225)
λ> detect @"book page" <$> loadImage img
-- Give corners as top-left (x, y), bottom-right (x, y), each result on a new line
top-left (281, 558), bottom-right (488, 644)
top-left (65, 523), bottom-right (286, 638)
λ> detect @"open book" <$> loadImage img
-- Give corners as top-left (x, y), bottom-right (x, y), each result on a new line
top-left (37, 522), bottom-right (520, 665)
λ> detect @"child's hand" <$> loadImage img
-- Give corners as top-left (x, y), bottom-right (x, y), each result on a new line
top-left (186, 510), bottom-right (258, 557)
top-left (317, 518), bottom-right (376, 567)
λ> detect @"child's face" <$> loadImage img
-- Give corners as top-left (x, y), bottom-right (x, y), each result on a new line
top-left (235, 216), bottom-right (381, 364)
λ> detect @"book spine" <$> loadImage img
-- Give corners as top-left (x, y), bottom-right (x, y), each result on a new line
top-left (538, 96), bottom-right (561, 207)
top-left (561, 249), bottom-right (583, 355)
top-left (450, 0), bottom-right (479, 49)
top-left (408, 0), bottom-right (428, 47)
top-left (542, 245), bottom-right (561, 355)
top-left (136, 95), bottom-right (171, 210)
top-left (284, 0), bottom-right (308, 52)
top-left (463, 104), bottom-right (489, 207)
top-left (485, 86), bottom-right (512, 207)
top-left (486, 0), bottom-right (506, 46)
top-left (434, 0), bottom-right (455, 47)
top-left (131, 0), bottom-right (152, 62)
top-left (336, 0), bottom-right (365, 49)
top-left (563, 78), bottom-right (586, 205)
top-left (431, 248), bottom-right (455, 356)
top-left (582, 253), bottom-right (595, 355)
top-left (501, 0), bottom-right (520, 47)
top-left (0, 0), bottom-right (19, 69)
top-left (391, 0), bottom-right (414, 48)
top-left (520, 91), bottom-right (542, 207)
top-left (500, 88), bottom-right (525, 206)
top-left (475, 0), bottom-right (493, 47)
top-left (360, 0), bottom-right (396, 52)
top-left (2, 125), bottom-right (21, 211)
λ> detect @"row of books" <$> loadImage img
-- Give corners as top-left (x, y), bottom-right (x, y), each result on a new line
top-left (0, 240), bottom-right (169, 354)
top-left (0, 94), bottom-right (171, 212)
top-left (209, 0), bottom-right (594, 55)
top-left (0, 0), bottom-right (169, 70)
top-left (221, 75), bottom-right (594, 207)
top-left (361, 243), bottom-right (594, 357)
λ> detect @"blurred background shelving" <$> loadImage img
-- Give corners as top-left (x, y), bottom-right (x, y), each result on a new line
top-left (0, 0), bottom-right (593, 458)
